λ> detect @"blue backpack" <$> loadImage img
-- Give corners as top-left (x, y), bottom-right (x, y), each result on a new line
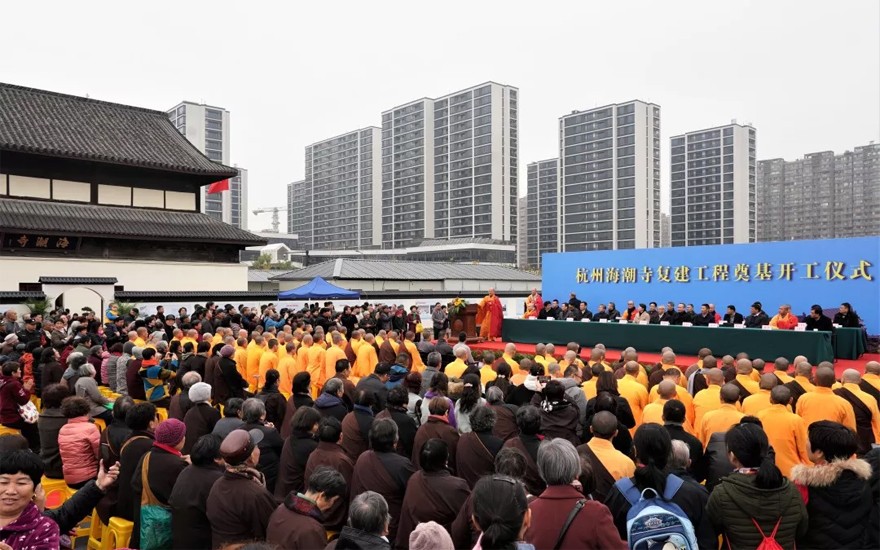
top-left (614, 475), bottom-right (698, 550)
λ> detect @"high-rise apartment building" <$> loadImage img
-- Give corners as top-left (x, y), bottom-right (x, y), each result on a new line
top-left (287, 179), bottom-right (306, 236)
top-left (230, 168), bottom-right (248, 230)
top-left (670, 123), bottom-right (756, 246)
top-left (167, 101), bottom-right (247, 228)
top-left (558, 100), bottom-right (661, 252)
top-left (523, 158), bottom-right (559, 269)
top-left (293, 128), bottom-right (382, 249)
top-left (660, 212), bottom-right (671, 247)
top-left (380, 82), bottom-right (518, 248)
top-left (757, 143), bottom-right (880, 241)
top-left (517, 195), bottom-right (528, 269)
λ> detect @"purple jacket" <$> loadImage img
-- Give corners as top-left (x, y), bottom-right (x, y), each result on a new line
top-left (0, 502), bottom-right (60, 549)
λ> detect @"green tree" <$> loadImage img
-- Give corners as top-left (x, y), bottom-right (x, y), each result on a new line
top-left (252, 253), bottom-right (273, 269)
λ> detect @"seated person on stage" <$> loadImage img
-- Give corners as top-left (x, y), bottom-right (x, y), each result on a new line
top-left (671, 303), bottom-right (691, 325)
top-left (722, 305), bottom-right (744, 327)
top-left (769, 304), bottom-right (799, 330)
top-left (743, 302), bottom-right (770, 328)
top-left (804, 305), bottom-right (833, 331)
top-left (653, 306), bottom-right (673, 324)
top-left (692, 304), bottom-right (715, 327)
top-left (591, 304), bottom-right (609, 321)
top-left (833, 302), bottom-right (861, 328)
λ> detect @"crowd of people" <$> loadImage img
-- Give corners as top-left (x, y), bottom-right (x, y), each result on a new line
top-left (0, 300), bottom-right (877, 549)
top-left (521, 289), bottom-right (864, 331)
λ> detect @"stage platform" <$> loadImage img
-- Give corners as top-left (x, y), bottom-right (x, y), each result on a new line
top-left (468, 340), bottom-right (878, 378)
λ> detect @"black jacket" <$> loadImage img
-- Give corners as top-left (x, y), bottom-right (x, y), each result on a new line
top-left (805, 314), bottom-right (833, 331)
top-left (671, 311), bottom-right (692, 325)
top-left (722, 312), bottom-right (744, 326)
top-left (833, 311), bottom-right (861, 328)
top-left (44, 479), bottom-right (104, 533)
top-left (790, 458), bottom-right (873, 549)
top-left (692, 313), bottom-right (714, 327)
top-left (169, 463), bottom-right (225, 550)
top-left (243, 421), bottom-right (284, 494)
top-left (219, 356), bottom-right (248, 399)
top-left (743, 311), bottom-right (770, 328)
top-left (331, 526), bottom-right (391, 550)
top-left (665, 422), bottom-right (705, 482)
top-left (276, 430), bottom-right (318, 499)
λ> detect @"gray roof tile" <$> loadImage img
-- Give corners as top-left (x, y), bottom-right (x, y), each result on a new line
top-left (39, 277), bottom-right (117, 285)
top-left (0, 83), bottom-right (237, 177)
top-left (0, 197), bottom-right (266, 245)
top-left (272, 259), bottom-right (540, 281)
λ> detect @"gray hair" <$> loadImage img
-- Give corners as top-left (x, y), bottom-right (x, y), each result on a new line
top-left (181, 371), bottom-right (202, 390)
top-left (547, 363), bottom-right (561, 376)
top-left (537, 438), bottom-right (580, 485)
top-left (453, 343), bottom-right (469, 359)
top-left (670, 439), bottom-right (690, 470)
top-left (426, 351), bottom-right (442, 368)
top-left (469, 405), bottom-right (497, 433)
top-left (241, 398), bottom-right (266, 424)
top-left (323, 377), bottom-right (343, 395)
top-left (486, 386), bottom-right (505, 405)
top-left (348, 491), bottom-right (390, 535)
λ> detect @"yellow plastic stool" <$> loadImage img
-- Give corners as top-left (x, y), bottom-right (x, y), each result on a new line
top-left (40, 477), bottom-right (71, 510)
top-left (93, 418), bottom-right (107, 432)
top-left (155, 407), bottom-right (168, 422)
top-left (101, 517), bottom-right (133, 550)
top-left (86, 509), bottom-right (105, 550)
top-left (0, 426), bottom-right (21, 437)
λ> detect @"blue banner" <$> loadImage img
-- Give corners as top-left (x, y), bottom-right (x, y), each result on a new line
top-left (542, 236), bottom-right (880, 333)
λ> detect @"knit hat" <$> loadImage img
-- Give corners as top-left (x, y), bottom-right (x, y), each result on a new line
top-left (220, 345), bottom-right (235, 358)
top-left (409, 522), bottom-right (453, 550)
top-left (155, 418), bottom-right (186, 447)
top-left (189, 382), bottom-right (212, 404)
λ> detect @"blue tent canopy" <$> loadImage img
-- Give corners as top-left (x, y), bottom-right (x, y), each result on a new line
top-left (277, 277), bottom-right (360, 300)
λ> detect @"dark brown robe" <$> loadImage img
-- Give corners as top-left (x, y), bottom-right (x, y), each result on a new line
top-left (394, 471), bottom-right (471, 549)
top-left (379, 339), bottom-right (398, 365)
top-left (333, 374), bottom-right (357, 408)
top-left (456, 432), bottom-right (496, 488)
top-left (490, 404), bottom-right (519, 441)
top-left (834, 388), bottom-right (876, 454)
top-left (350, 450), bottom-right (416, 542)
top-left (784, 379), bottom-right (809, 409)
top-left (340, 409), bottom-right (374, 460)
top-left (205, 355), bottom-right (230, 405)
top-left (412, 417), bottom-right (460, 474)
top-left (576, 442), bottom-right (617, 502)
top-left (344, 341), bottom-right (358, 364)
top-left (502, 435), bottom-right (546, 496)
top-left (729, 378), bottom-right (752, 403)
top-left (304, 441), bottom-right (355, 530)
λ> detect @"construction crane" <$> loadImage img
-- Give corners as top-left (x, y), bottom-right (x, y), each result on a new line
top-left (252, 206), bottom-right (288, 233)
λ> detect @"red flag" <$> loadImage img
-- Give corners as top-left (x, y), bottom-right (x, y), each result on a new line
top-left (207, 179), bottom-right (230, 194)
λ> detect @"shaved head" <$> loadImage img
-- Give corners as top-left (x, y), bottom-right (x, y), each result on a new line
top-left (866, 361), bottom-right (880, 375)
top-left (661, 351), bottom-right (676, 365)
top-left (722, 355), bottom-right (735, 367)
top-left (752, 358), bottom-right (766, 373)
top-left (564, 350), bottom-right (576, 362)
top-left (657, 380), bottom-right (676, 399)
top-left (795, 361), bottom-right (812, 377)
top-left (720, 383), bottom-right (741, 404)
top-left (735, 359), bottom-right (753, 375)
top-left (759, 374), bottom-right (779, 391)
top-left (545, 344), bottom-right (555, 355)
top-left (773, 357), bottom-right (789, 371)
top-left (793, 355), bottom-right (808, 367)
top-left (702, 356), bottom-right (717, 369)
top-left (591, 411), bottom-right (618, 439)
top-left (505, 343), bottom-right (516, 355)
top-left (770, 385), bottom-right (792, 405)
top-left (841, 369), bottom-right (861, 384)
top-left (625, 361), bottom-right (640, 375)
top-left (706, 369), bottom-right (725, 385)
top-left (815, 366), bottom-right (836, 388)
top-left (590, 348), bottom-right (604, 361)
top-left (535, 343), bottom-right (546, 355)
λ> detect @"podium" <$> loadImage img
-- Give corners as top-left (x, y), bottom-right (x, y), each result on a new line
top-left (449, 303), bottom-right (480, 343)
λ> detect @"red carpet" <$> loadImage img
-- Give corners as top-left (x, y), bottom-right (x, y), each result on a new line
top-left (468, 341), bottom-right (879, 377)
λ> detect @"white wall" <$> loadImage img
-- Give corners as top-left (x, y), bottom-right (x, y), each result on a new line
top-left (0, 257), bottom-right (248, 292)
top-left (277, 278), bottom-right (538, 293)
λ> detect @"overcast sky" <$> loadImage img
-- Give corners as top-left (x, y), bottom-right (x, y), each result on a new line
top-left (3, 1), bottom-right (878, 231)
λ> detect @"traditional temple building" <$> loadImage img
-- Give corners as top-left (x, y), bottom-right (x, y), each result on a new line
top-left (0, 83), bottom-right (266, 314)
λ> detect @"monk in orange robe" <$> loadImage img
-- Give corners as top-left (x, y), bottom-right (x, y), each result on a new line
top-left (477, 287), bottom-right (504, 341)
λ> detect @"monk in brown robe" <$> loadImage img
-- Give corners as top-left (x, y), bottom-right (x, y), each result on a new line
top-left (340, 390), bottom-right (376, 460)
top-left (501, 404), bottom-right (546, 496)
top-left (350, 418), bottom-right (416, 542)
top-left (275, 406), bottom-right (320, 499)
top-left (456, 406), bottom-right (503, 488)
top-left (412, 396), bottom-right (460, 475)
top-left (303, 417), bottom-right (355, 531)
top-left (486, 387), bottom-right (519, 441)
top-left (378, 331), bottom-right (400, 365)
top-left (395, 438), bottom-right (471, 549)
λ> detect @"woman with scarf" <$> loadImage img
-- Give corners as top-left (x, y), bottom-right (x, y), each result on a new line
top-left (0, 450), bottom-right (60, 549)
top-left (129, 418), bottom-right (189, 549)
top-left (418, 372), bottom-right (458, 429)
top-left (536, 380), bottom-right (580, 446)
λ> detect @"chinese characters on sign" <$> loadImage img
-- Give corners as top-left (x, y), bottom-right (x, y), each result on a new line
top-left (575, 261), bottom-right (873, 284)
top-left (2, 234), bottom-right (80, 252)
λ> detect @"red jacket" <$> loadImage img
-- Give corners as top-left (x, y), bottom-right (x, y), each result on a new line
top-left (0, 374), bottom-right (31, 425)
top-left (524, 484), bottom-right (626, 550)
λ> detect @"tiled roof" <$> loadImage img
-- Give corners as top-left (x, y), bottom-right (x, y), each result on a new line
top-left (0, 197), bottom-right (266, 245)
top-left (0, 83), bottom-right (237, 178)
top-left (115, 291), bottom-right (277, 301)
top-left (272, 259), bottom-right (541, 281)
top-left (39, 277), bottom-right (117, 285)
top-left (0, 291), bottom-right (45, 301)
